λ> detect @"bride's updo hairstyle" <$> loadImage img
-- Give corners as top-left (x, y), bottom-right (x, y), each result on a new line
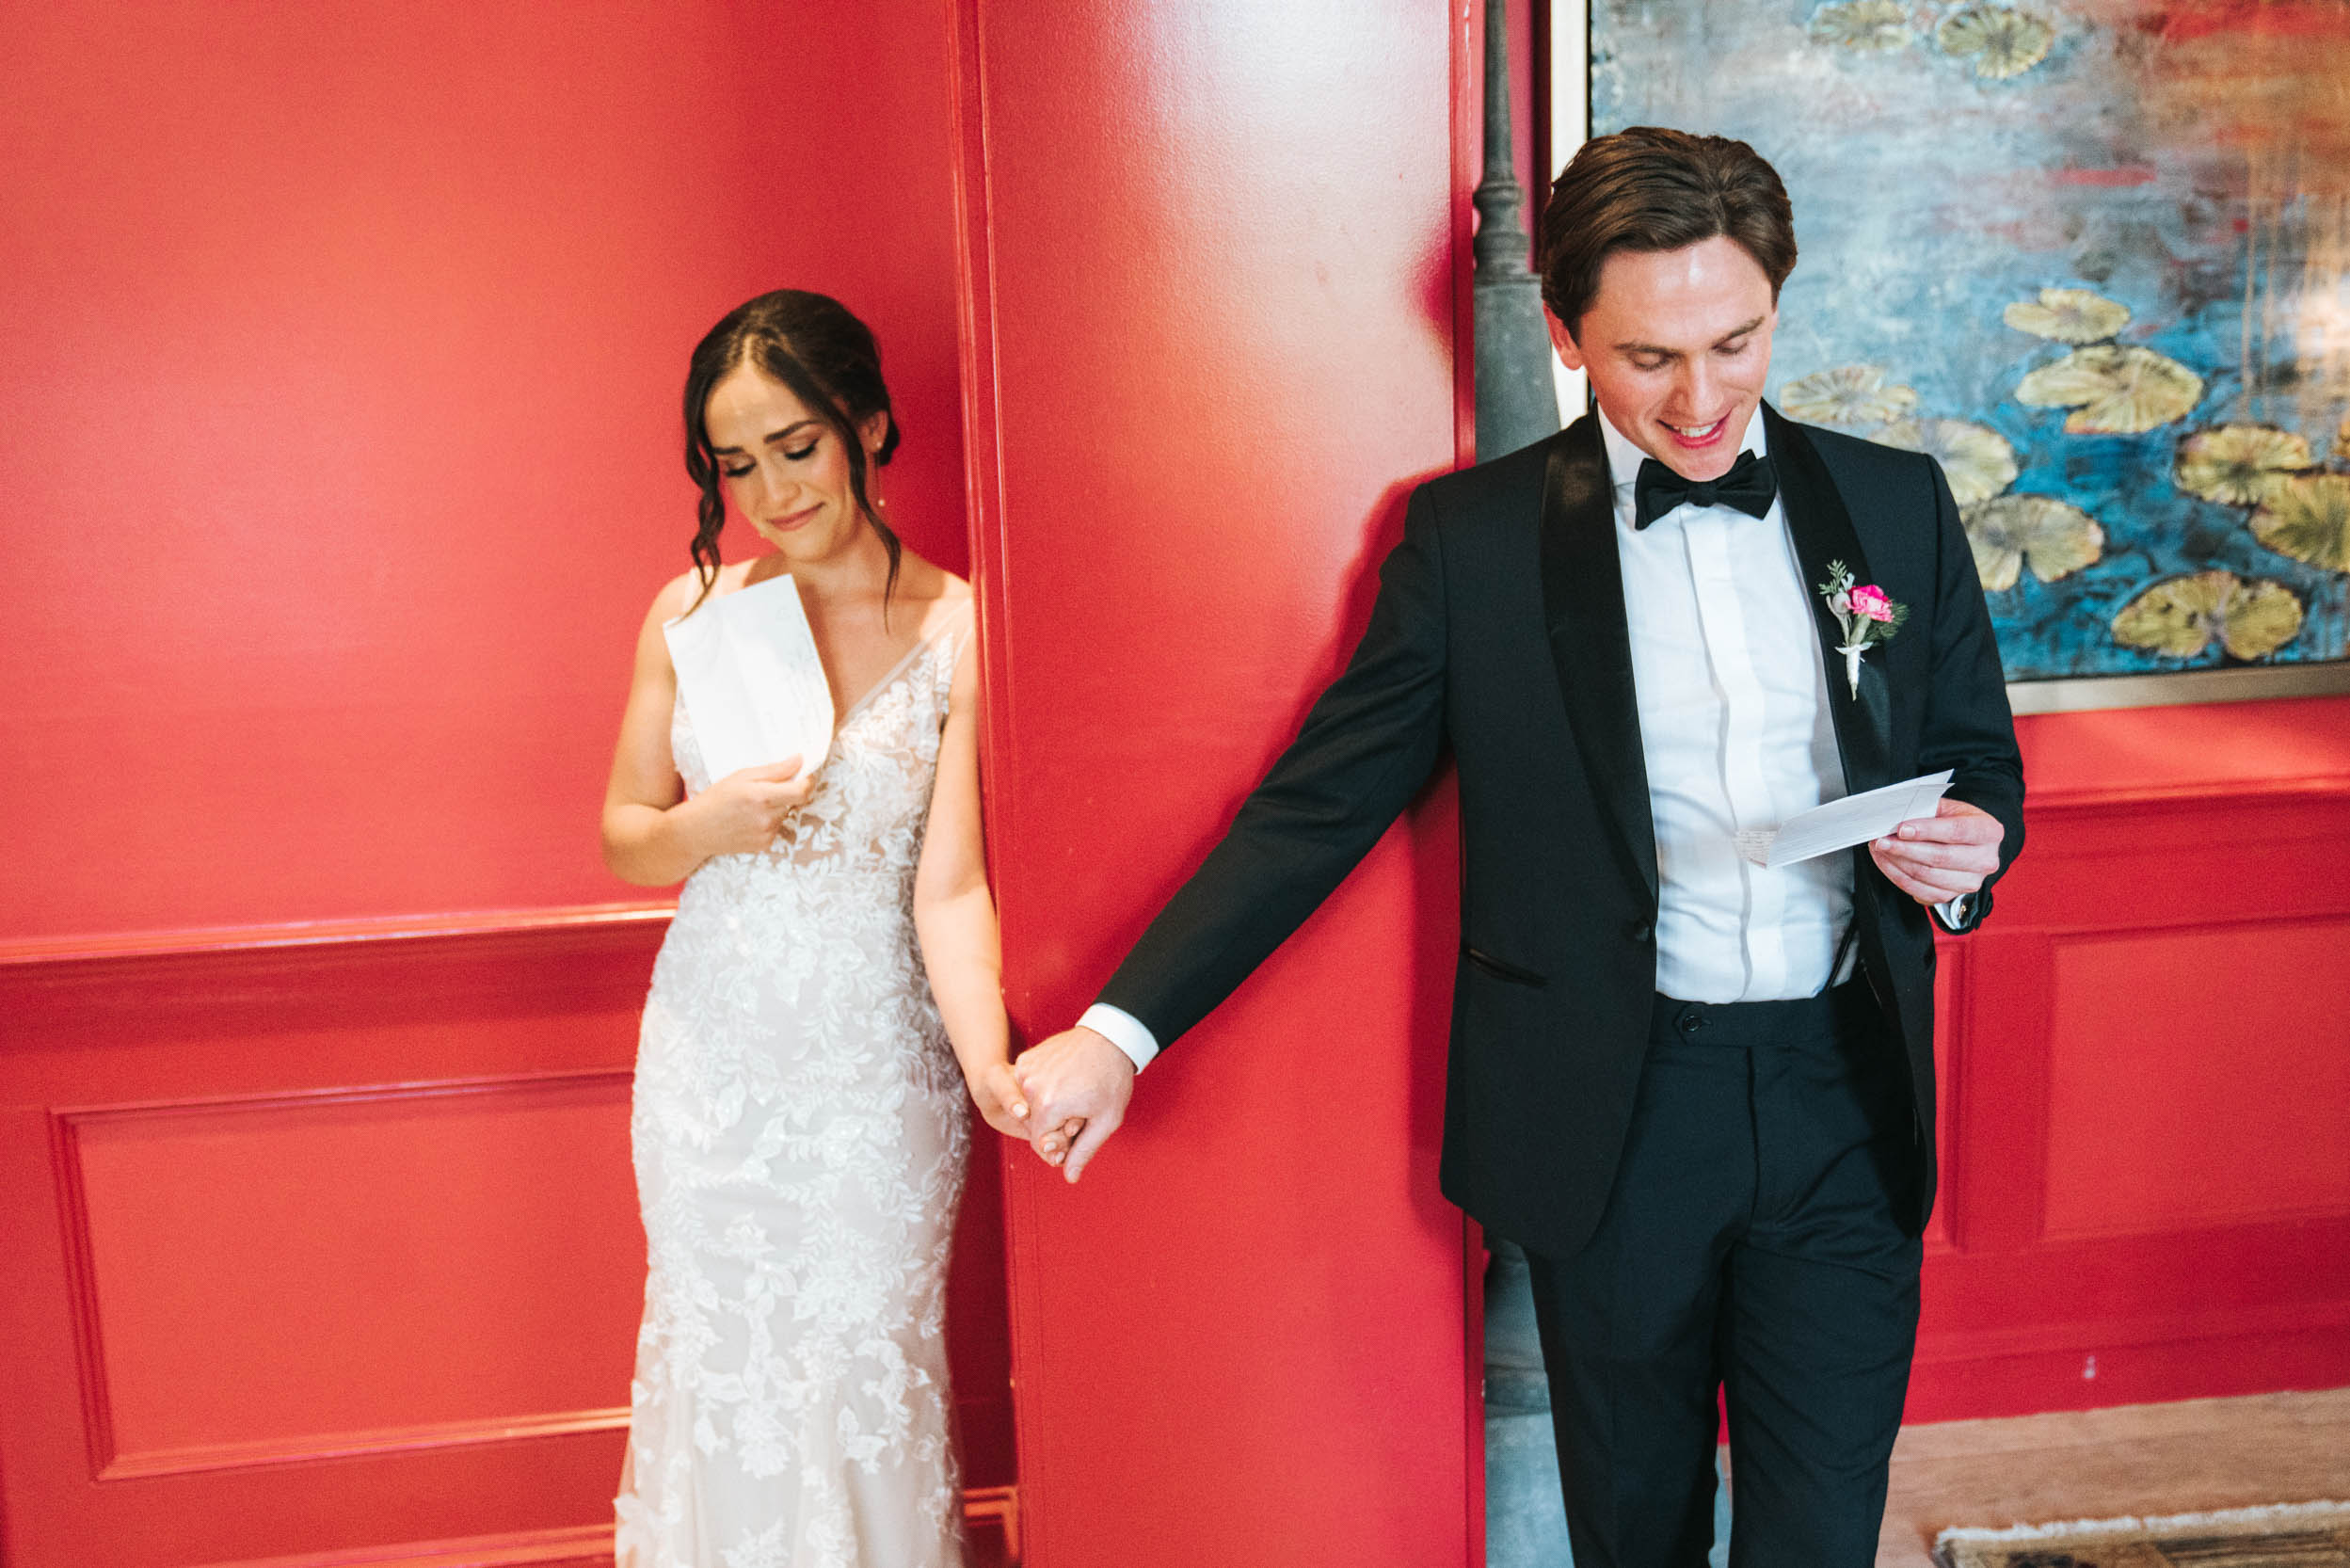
top-left (682, 289), bottom-right (903, 611)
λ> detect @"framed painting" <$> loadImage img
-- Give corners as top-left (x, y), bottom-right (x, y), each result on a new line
top-left (1574, 0), bottom-right (2350, 712)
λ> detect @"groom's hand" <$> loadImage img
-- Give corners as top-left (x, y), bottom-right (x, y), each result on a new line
top-left (1013, 1027), bottom-right (1135, 1183)
top-left (1872, 797), bottom-right (2003, 905)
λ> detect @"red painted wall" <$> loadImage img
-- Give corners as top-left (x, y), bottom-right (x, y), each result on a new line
top-left (952, 3), bottom-right (1479, 1565)
top-left (0, 0), bottom-right (970, 941)
top-left (0, 5), bottom-right (1012, 1566)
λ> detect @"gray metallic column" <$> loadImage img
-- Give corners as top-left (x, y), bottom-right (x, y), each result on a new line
top-left (1470, 5), bottom-right (1569, 1555)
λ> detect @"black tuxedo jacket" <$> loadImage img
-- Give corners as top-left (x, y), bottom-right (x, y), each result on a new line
top-left (1098, 406), bottom-right (2025, 1256)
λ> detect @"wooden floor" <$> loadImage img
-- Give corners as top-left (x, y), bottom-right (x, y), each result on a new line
top-left (1876, 1386), bottom-right (2350, 1565)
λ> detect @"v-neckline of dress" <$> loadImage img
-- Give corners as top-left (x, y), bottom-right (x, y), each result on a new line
top-left (830, 602), bottom-right (970, 729)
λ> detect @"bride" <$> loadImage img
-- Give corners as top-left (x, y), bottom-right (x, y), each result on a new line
top-left (599, 290), bottom-right (1044, 1567)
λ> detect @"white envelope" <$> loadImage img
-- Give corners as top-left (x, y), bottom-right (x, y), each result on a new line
top-left (662, 574), bottom-right (836, 786)
top-left (1735, 770), bottom-right (1955, 869)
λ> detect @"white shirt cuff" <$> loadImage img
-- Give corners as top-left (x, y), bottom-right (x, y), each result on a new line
top-left (1935, 893), bottom-right (1972, 929)
top-left (1078, 1002), bottom-right (1160, 1072)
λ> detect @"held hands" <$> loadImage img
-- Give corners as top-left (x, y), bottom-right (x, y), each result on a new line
top-left (966, 1060), bottom-right (1088, 1149)
top-left (1871, 797), bottom-right (2003, 905)
top-left (1012, 1026), bottom-right (1136, 1183)
top-left (689, 758), bottom-right (817, 857)
top-left (964, 1060), bottom-right (1035, 1140)
top-left (974, 805), bottom-right (1998, 1183)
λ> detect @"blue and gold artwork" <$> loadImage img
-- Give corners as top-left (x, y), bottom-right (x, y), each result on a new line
top-left (1592, 0), bottom-right (2350, 682)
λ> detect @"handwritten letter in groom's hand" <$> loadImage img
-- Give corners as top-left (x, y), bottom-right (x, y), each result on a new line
top-left (1735, 770), bottom-right (1956, 870)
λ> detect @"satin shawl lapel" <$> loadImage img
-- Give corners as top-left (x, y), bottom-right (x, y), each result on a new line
top-left (1766, 403), bottom-right (1908, 1022)
top-left (1538, 414), bottom-right (1658, 905)
top-left (1764, 403), bottom-right (1894, 798)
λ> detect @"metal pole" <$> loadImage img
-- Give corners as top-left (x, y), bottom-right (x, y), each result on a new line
top-left (1472, 5), bottom-right (1573, 1564)
top-left (1472, 0), bottom-right (1562, 464)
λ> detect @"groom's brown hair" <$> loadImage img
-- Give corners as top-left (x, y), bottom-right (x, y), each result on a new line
top-left (1539, 126), bottom-right (1797, 340)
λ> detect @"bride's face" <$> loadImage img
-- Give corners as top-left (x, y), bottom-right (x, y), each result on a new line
top-left (703, 360), bottom-right (887, 565)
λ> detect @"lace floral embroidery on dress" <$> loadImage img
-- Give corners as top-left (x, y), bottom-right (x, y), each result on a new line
top-left (616, 609), bottom-right (974, 1568)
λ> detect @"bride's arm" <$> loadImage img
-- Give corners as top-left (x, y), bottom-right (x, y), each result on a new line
top-left (600, 575), bottom-right (811, 886)
top-left (913, 639), bottom-right (1031, 1141)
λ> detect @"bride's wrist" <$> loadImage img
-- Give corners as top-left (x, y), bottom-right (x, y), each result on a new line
top-left (957, 1055), bottom-right (1011, 1094)
top-left (663, 792), bottom-right (719, 862)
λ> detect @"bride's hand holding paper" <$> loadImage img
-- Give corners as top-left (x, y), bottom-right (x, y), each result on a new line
top-left (680, 755), bottom-right (817, 857)
top-left (650, 570), bottom-right (836, 860)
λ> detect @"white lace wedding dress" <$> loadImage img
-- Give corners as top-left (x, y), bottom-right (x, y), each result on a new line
top-left (616, 608), bottom-right (975, 1568)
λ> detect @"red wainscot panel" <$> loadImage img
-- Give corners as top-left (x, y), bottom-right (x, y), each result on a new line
top-left (58, 1074), bottom-right (639, 1479)
top-left (1906, 696), bottom-right (2350, 1422)
top-left (1, 915), bottom-right (1018, 1568)
top-left (2040, 918), bottom-right (2350, 1241)
top-left (0, 915), bottom-right (661, 1568)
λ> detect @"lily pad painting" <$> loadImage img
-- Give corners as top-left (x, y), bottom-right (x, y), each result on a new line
top-left (1592, 1), bottom-right (2350, 682)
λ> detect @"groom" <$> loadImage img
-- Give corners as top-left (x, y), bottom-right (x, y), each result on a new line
top-left (1015, 127), bottom-right (2024, 1566)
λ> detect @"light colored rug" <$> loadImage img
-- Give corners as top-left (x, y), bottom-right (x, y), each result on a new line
top-left (1937, 1500), bottom-right (2350, 1566)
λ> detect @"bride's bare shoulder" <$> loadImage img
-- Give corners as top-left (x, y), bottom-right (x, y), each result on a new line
top-left (647, 563), bottom-right (744, 625)
top-left (896, 554), bottom-right (972, 635)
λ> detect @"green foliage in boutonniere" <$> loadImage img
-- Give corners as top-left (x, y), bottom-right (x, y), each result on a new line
top-left (1816, 560), bottom-right (1910, 696)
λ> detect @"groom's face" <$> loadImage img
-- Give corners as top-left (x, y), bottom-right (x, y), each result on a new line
top-left (1548, 234), bottom-right (1779, 482)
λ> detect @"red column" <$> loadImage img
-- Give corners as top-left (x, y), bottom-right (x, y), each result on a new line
top-left (950, 4), bottom-right (1479, 1564)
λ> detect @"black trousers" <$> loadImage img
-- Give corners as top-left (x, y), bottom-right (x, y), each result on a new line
top-left (1524, 982), bottom-right (1923, 1568)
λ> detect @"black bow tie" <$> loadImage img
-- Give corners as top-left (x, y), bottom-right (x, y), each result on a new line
top-left (1632, 449), bottom-right (1778, 530)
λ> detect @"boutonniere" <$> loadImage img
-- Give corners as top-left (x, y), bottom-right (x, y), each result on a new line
top-left (1816, 560), bottom-right (1908, 696)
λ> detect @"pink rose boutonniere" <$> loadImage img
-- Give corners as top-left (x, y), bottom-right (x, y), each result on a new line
top-left (1816, 560), bottom-right (1909, 696)
top-left (1847, 584), bottom-right (1894, 622)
